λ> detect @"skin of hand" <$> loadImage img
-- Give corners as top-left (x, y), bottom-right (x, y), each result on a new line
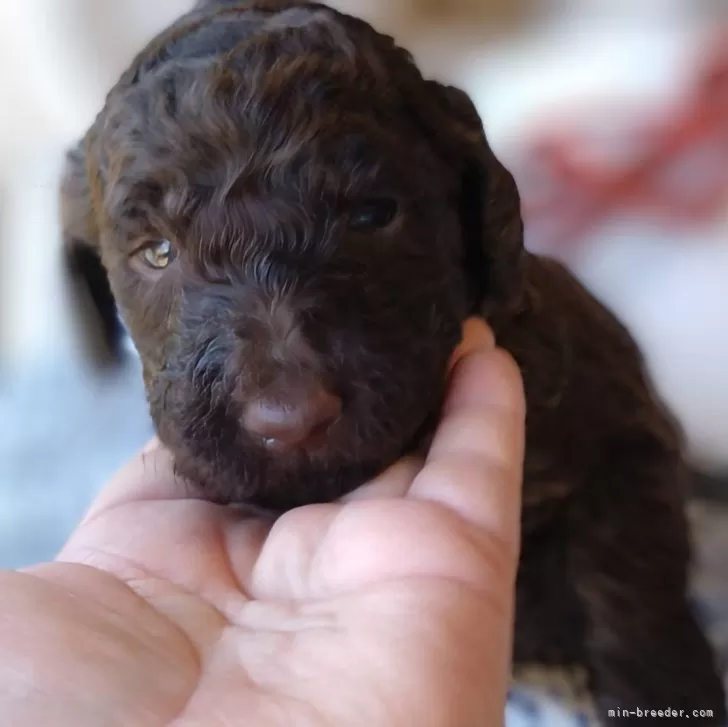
top-left (0, 318), bottom-right (525, 727)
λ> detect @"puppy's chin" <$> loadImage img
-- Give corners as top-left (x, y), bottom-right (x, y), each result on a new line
top-left (174, 440), bottom-right (396, 512)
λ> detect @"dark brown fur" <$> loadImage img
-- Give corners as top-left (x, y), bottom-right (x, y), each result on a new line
top-left (60, 1), bottom-right (726, 722)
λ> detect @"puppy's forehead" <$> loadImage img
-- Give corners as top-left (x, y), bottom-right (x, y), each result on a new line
top-left (115, 3), bottom-right (414, 143)
top-left (102, 6), bottom-right (438, 222)
top-left (133, 4), bottom-right (395, 111)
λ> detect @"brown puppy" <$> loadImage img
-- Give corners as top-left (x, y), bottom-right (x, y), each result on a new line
top-left (60, 0), bottom-right (726, 722)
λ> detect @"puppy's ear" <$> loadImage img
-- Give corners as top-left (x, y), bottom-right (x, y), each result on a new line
top-left (403, 75), bottom-right (526, 321)
top-left (60, 143), bottom-right (125, 367)
top-left (433, 83), bottom-right (525, 318)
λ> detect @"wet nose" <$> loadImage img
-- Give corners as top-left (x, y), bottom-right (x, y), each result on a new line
top-left (242, 387), bottom-right (342, 450)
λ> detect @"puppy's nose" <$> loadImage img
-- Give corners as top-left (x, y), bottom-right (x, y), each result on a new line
top-left (242, 387), bottom-right (342, 450)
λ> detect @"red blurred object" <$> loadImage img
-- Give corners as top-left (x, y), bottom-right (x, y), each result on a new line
top-left (521, 30), bottom-right (728, 251)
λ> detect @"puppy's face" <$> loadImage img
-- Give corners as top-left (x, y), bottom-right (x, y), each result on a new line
top-left (88, 3), bottom-right (522, 509)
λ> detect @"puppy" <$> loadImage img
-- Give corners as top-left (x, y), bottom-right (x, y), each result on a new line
top-left (60, 0), bottom-right (726, 722)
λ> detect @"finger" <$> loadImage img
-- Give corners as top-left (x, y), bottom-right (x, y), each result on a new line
top-left (80, 438), bottom-right (194, 524)
top-left (339, 456), bottom-right (424, 503)
top-left (409, 348), bottom-right (525, 548)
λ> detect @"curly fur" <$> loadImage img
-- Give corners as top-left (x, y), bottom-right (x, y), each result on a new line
top-left (61, 1), bottom-right (726, 721)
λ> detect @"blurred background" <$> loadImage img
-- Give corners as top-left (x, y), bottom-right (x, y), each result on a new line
top-left (1, 1), bottom-right (727, 721)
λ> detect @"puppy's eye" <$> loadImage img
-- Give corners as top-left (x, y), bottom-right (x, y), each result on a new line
top-left (139, 239), bottom-right (175, 269)
top-left (347, 198), bottom-right (398, 232)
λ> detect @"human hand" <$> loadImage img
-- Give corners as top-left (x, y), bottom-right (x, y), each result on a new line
top-left (0, 318), bottom-right (525, 727)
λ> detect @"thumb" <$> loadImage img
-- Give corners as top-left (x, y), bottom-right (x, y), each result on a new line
top-left (410, 341), bottom-right (525, 558)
